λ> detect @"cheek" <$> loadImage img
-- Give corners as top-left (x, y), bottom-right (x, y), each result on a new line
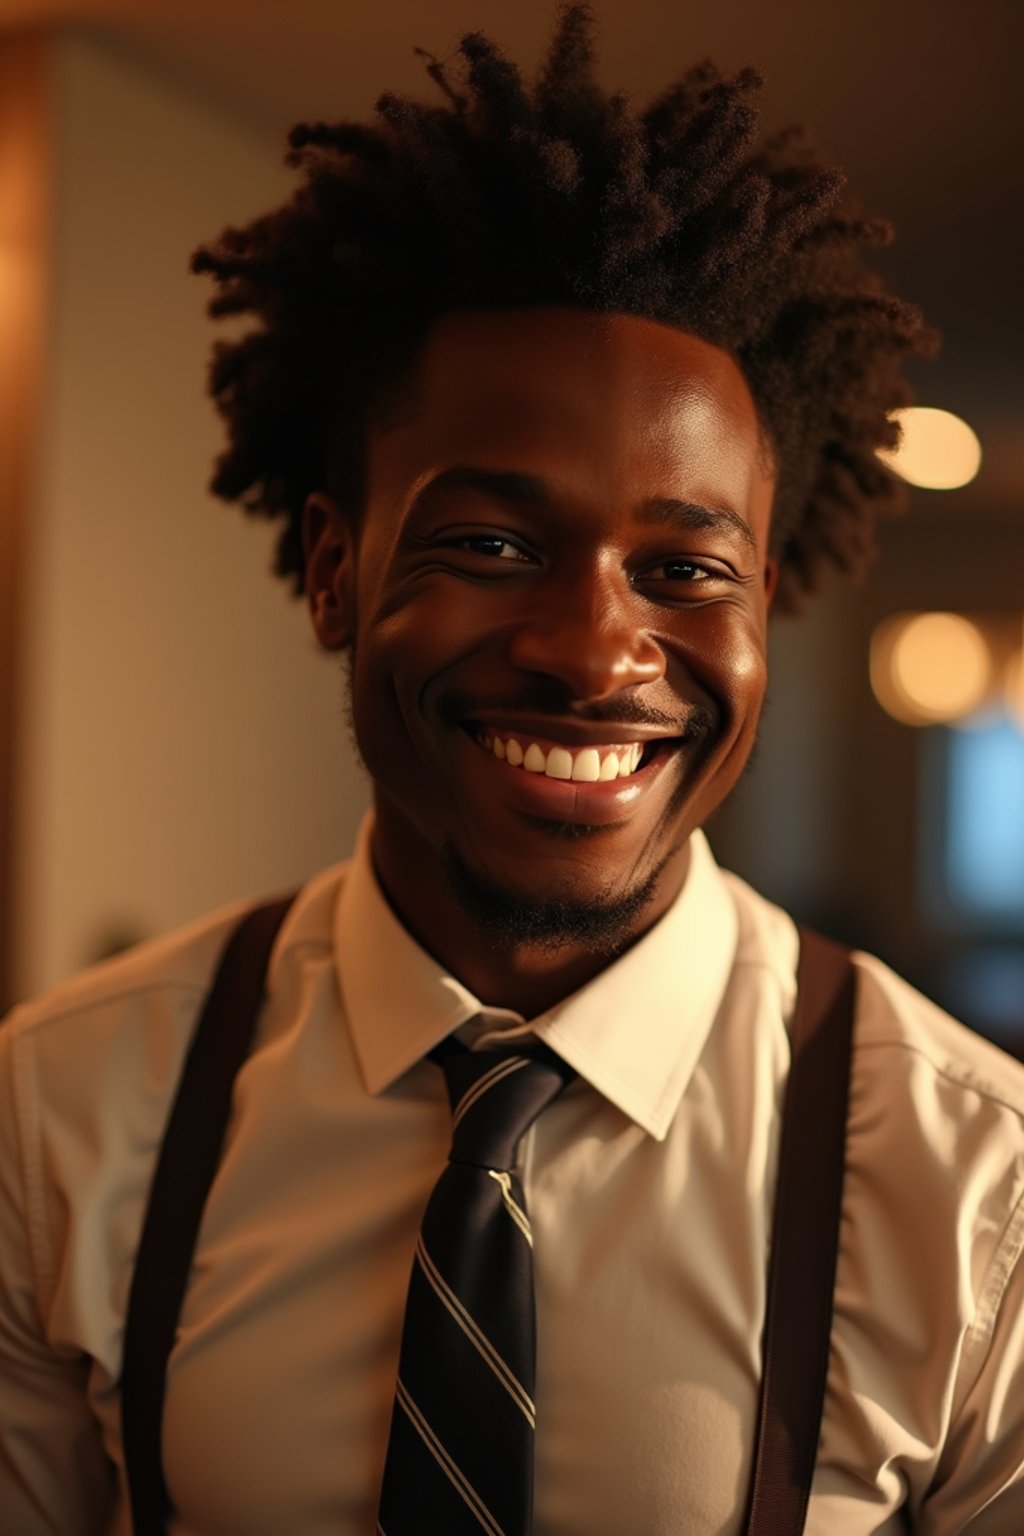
top-left (671, 609), bottom-right (769, 718)
top-left (358, 589), bottom-right (471, 684)
top-left (349, 588), bottom-right (475, 754)
top-left (367, 568), bottom-right (510, 673)
top-left (684, 622), bottom-right (769, 817)
top-left (347, 608), bottom-right (410, 757)
top-left (727, 632), bottom-right (769, 711)
top-left (722, 631), bottom-right (770, 744)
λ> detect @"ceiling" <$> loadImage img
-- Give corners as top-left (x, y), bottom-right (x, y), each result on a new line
top-left (3, 0), bottom-right (1022, 506)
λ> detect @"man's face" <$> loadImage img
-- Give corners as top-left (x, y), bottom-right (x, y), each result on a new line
top-left (308, 308), bottom-right (776, 953)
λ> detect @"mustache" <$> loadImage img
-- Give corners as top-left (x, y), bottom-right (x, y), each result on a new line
top-left (438, 689), bottom-right (715, 740)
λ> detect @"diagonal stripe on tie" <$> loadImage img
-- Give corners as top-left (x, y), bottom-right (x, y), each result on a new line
top-left (384, 1376), bottom-right (508, 1536)
top-left (416, 1234), bottom-right (536, 1424)
top-left (450, 1055), bottom-right (533, 1132)
top-left (396, 1377), bottom-right (507, 1536)
top-left (378, 1039), bottom-right (576, 1536)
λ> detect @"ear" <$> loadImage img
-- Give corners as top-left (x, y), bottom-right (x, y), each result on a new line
top-left (302, 492), bottom-right (356, 651)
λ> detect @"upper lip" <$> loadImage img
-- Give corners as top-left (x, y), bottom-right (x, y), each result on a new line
top-left (462, 716), bottom-right (680, 747)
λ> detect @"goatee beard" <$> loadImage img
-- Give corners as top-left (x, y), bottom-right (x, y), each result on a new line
top-left (439, 834), bottom-right (672, 958)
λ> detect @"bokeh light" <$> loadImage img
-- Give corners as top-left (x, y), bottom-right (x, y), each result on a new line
top-left (877, 407), bottom-right (982, 490)
top-left (870, 612), bottom-right (994, 725)
top-left (1006, 647), bottom-right (1024, 730)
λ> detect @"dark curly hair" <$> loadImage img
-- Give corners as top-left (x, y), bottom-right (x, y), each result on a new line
top-left (192, 2), bottom-right (935, 615)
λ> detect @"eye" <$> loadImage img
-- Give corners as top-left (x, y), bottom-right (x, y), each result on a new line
top-left (449, 535), bottom-right (532, 563)
top-left (635, 555), bottom-right (741, 602)
top-left (646, 559), bottom-right (714, 583)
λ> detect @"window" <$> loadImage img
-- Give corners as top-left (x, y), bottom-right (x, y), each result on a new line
top-left (942, 714), bottom-right (1024, 924)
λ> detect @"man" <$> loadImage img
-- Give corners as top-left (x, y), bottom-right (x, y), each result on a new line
top-left (2, 6), bottom-right (1023, 1533)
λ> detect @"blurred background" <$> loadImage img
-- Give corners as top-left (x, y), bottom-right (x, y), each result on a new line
top-left (0, 0), bottom-right (1021, 1047)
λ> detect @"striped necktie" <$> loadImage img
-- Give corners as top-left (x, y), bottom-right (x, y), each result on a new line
top-left (377, 1038), bottom-right (576, 1536)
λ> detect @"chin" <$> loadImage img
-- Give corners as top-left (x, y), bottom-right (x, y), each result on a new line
top-left (440, 836), bottom-right (671, 957)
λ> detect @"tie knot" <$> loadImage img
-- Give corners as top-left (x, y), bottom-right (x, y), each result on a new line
top-left (434, 1042), bottom-right (575, 1171)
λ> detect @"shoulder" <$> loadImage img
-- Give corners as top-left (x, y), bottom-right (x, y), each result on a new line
top-left (720, 863), bottom-right (1024, 1126)
top-left (0, 861), bottom-right (350, 1158)
top-left (722, 864), bottom-right (1024, 1295)
top-left (2, 861), bottom-right (348, 1053)
top-left (850, 949), bottom-right (1024, 1118)
top-left (839, 952), bottom-right (1024, 1293)
top-left (4, 899), bottom-right (247, 1047)
top-left (0, 897), bottom-right (255, 1097)
top-left (0, 902), bottom-right (253, 1154)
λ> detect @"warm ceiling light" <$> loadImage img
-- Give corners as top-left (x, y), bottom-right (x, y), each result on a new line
top-left (877, 406), bottom-right (982, 489)
top-left (870, 611), bottom-right (993, 725)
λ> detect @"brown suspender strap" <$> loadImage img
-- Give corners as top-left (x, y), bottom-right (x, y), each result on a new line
top-left (121, 894), bottom-right (297, 1536)
top-left (119, 907), bottom-right (854, 1536)
top-left (744, 925), bottom-right (857, 1536)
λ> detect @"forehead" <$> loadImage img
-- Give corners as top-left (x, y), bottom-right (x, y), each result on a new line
top-left (369, 307), bottom-right (774, 529)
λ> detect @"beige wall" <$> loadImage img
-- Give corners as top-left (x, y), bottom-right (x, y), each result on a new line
top-left (12, 31), bottom-right (368, 1001)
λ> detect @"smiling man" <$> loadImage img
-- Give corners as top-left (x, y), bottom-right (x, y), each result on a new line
top-left (4, 7), bottom-right (1024, 1535)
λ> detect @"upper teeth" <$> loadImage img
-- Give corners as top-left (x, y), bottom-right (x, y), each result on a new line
top-left (480, 732), bottom-right (646, 781)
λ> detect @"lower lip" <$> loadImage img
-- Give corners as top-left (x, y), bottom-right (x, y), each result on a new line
top-left (458, 728), bottom-right (680, 827)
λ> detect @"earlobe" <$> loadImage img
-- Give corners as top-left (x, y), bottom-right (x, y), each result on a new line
top-left (303, 492), bottom-right (355, 651)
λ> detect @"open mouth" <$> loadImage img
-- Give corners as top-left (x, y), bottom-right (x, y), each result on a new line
top-left (461, 723), bottom-right (676, 783)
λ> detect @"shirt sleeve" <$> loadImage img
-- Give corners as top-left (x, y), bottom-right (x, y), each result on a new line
top-left (919, 1186), bottom-right (1024, 1534)
top-left (0, 1013), bottom-right (116, 1535)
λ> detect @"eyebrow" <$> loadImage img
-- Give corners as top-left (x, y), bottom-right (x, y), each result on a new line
top-left (635, 499), bottom-right (758, 555)
top-left (415, 464), bottom-right (757, 553)
top-left (415, 465), bottom-right (549, 508)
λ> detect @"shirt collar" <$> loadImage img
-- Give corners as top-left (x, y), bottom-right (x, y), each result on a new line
top-left (334, 814), bottom-right (738, 1141)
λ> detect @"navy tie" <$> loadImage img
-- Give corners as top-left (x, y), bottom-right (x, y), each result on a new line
top-left (377, 1039), bottom-right (576, 1535)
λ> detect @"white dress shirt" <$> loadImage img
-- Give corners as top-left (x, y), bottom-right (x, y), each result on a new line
top-left (2, 817), bottom-right (1024, 1535)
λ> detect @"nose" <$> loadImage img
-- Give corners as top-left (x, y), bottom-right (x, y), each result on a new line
top-left (507, 562), bottom-right (665, 702)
